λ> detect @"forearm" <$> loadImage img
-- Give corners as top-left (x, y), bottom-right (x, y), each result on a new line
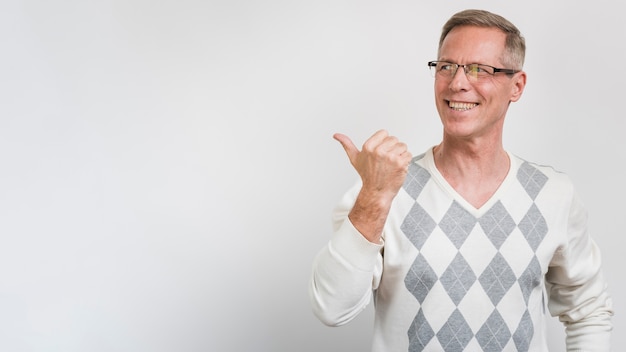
top-left (564, 310), bottom-right (613, 352)
top-left (348, 187), bottom-right (395, 244)
top-left (309, 218), bottom-right (383, 326)
top-left (548, 191), bottom-right (613, 351)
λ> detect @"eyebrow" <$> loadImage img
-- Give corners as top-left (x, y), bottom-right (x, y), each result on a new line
top-left (438, 59), bottom-right (496, 66)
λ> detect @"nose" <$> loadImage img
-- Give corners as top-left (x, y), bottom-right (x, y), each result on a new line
top-left (449, 65), bottom-right (471, 91)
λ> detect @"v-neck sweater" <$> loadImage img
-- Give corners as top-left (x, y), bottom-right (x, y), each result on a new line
top-left (310, 147), bottom-right (612, 351)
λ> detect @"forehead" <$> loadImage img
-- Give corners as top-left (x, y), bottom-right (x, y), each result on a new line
top-left (439, 26), bottom-right (507, 64)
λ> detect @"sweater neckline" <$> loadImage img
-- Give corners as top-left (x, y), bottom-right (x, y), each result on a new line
top-left (423, 146), bottom-right (518, 217)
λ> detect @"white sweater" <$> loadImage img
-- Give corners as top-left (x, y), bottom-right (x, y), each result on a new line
top-left (310, 148), bottom-right (613, 352)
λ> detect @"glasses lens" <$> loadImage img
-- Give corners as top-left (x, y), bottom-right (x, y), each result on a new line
top-left (436, 62), bottom-right (456, 78)
top-left (430, 62), bottom-right (504, 81)
top-left (466, 64), bottom-right (480, 79)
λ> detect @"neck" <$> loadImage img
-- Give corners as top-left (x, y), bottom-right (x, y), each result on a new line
top-left (433, 139), bottom-right (508, 174)
top-left (432, 139), bottom-right (510, 208)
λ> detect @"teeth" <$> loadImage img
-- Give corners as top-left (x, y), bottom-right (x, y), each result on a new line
top-left (449, 101), bottom-right (477, 111)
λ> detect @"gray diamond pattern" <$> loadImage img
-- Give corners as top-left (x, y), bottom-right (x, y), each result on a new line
top-left (439, 201), bottom-right (477, 249)
top-left (403, 161), bottom-right (431, 200)
top-left (517, 161), bottom-right (548, 200)
top-left (440, 253), bottom-right (476, 305)
top-left (479, 253), bottom-right (517, 305)
top-left (437, 309), bottom-right (474, 352)
top-left (401, 202), bottom-right (436, 250)
top-left (401, 158), bottom-right (551, 350)
top-left (408, 309), bottom-right (435, 351)
top-left (405, 254), bottom-right (437, 304)
top-left (518, 256), bottom-right (542, 304)
top-left (476, 310), bottom-right (511, 351)
top-left (479, 201), bottom-right (516, 249)
top-left (518, 204), bottom-right (548, 251)
top-left (512, 310), bottom-right (534, 352)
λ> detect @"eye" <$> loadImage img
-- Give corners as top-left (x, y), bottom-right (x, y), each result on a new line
top-left (470, 64), bottom-right (494, 76)
top-left (438, 63), bottom-right (455, 72)
top-left (468, 65), bottom-right (483, 73)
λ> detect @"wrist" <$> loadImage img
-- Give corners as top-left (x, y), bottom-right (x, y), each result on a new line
top-left (347, 188), bottom-right (394, 243)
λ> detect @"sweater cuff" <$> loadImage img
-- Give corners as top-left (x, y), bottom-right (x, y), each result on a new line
top-left (330, 218), bottom-right (383, 272)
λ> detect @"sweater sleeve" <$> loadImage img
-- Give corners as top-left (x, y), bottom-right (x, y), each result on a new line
top-left (309, 182), bottom-right (384, 326)
top-left (546, 191), bottom-right (613, 351)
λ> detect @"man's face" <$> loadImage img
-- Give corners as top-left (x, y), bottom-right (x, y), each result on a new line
top-left (434, 25), bottom-right (526, 142)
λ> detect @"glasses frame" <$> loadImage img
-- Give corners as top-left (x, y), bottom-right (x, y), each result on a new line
top-left (427, 61), bottom-right (519, 80)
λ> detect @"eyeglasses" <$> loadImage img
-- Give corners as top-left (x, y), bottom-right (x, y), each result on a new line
top-left (428, 61), bottom-right (519, 81)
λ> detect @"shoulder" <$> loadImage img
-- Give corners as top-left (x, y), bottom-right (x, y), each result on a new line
top-left (511, 154), bottom-right (568, 177)
top-left (510, 154), bottom-right (575, 195)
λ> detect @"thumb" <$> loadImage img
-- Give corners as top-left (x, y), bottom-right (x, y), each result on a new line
top-left (333, 133), bottom-right (359, 166)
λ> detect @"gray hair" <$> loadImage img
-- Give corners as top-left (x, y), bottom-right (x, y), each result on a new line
top-left (438, 9), bottom-right (526, 69)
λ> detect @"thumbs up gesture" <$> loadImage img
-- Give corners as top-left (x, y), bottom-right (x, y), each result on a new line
top-left (334, 129), bottom-right (412, 200)
top-left (333, 130), bottom-right (412, 243)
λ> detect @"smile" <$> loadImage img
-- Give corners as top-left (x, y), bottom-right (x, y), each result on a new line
top-left (448, 101), bottom-right (478, 111)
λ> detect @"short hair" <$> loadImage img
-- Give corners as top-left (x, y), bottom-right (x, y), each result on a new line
top-left (438, 9), bottom-right (526, 70)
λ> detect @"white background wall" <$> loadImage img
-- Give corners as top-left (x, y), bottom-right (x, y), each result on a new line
top-left (0, 0), bottom-right (623, 351)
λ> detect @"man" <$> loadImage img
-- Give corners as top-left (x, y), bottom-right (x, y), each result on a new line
top-left (309, 9), bottom-right (613, 352)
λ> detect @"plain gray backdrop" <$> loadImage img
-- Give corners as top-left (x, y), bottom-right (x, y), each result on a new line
top-left (1, 0), bottom-right (622, 351)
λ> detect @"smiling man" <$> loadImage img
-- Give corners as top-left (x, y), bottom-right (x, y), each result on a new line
top-left (309, 9), bottom-right (613, 352)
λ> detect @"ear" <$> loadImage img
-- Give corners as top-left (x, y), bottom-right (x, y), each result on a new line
top-left (510, 71), bottom-right (527, 102)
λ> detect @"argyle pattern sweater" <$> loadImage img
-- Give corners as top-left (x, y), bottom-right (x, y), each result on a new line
top-left (310, 148), bottom-right (612, 351)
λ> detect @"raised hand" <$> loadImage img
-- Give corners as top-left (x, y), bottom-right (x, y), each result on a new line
top-left (334, 129), bottom-right (412, 199)
top-left (334, 130), bottom-right (412, 243)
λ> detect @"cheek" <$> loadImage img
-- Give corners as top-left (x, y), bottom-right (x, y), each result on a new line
top-left (434, 80), bottom-right (447, 92)
top-left (433, 83), bottom-right (449, 103)
top-left (433, 93), bottom-right (447, 112)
